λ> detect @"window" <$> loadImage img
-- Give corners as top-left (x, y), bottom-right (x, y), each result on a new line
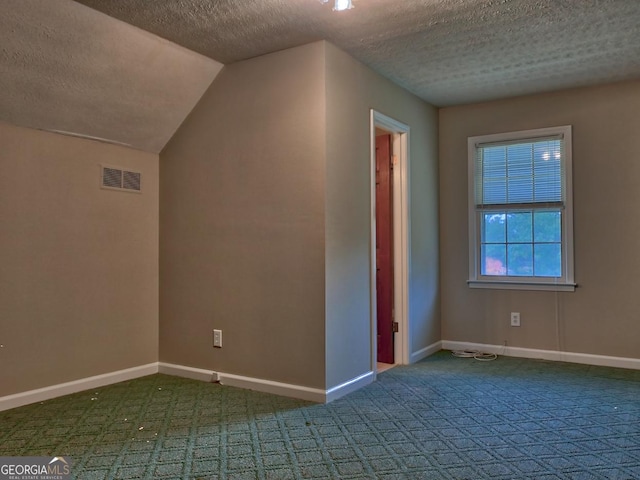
top-left (468, 126), bottom-right (575, 291)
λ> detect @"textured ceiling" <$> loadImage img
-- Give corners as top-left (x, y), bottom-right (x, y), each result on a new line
top-left (2, 1), bottom-right (639, 153)
top-left (75, 0), bottom-right (640, 106)
top-left (0, 0), bottom-right (222, 153)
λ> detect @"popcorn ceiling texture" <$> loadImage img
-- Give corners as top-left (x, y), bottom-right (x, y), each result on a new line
top-left (77, 0), bottom-right (640, 106)
top-left (2, 0), bottom-right (639, 152)
top-left (0, 0), bottom-right (222, 153)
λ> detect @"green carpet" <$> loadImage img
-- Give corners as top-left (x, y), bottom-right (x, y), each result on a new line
top-left (1, 351), bottom-right (639, 479)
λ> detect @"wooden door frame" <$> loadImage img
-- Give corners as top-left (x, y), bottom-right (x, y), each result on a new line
top-left (370, 110), bottom-right (410, 374)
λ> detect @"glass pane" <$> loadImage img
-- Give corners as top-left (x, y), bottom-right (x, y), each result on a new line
top-left (482, 244), bottom-right (506, 276)
top-left (507, 244), bottom-right (533, 276)
top-left (534, 244), bottom-right (562, 277)
top-left (507, 212), bottom-right (532, 243)
top-left (534, 211), bottom-right (561, 242)
top-left (482, 213), bottom-right (506, 243)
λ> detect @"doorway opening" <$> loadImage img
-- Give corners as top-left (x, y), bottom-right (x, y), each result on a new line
top-left (370, 110), bottom-right (410, 375)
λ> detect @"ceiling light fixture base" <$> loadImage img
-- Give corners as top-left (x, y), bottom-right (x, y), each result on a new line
top-left (320, 0), bottom-right (354, 12)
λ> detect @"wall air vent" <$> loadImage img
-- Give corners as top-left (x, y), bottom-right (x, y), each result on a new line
top-left (101, 165), bottom-right (142, 193)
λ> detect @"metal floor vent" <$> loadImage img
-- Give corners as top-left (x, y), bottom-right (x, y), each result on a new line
top-left (101, 165), bottom-right (142, 193)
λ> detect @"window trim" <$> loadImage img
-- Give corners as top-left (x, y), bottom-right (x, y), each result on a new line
top-left (467, 126), bottom-right (576, 292)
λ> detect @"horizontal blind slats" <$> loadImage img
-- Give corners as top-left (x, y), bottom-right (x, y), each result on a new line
top-left (475, 138), bottom-right (564, 206)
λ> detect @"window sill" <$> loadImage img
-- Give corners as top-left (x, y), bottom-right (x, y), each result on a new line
top-left (468, 280), bottom-right (576, 292)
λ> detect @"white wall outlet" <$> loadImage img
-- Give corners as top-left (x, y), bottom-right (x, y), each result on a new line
top-left (510, 312), bottom-right (521, 327)
top-left (213, 329), bottom-right (222, 348)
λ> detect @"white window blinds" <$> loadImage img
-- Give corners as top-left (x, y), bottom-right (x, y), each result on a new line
top-left (474, 135), bottom-right (564, 208)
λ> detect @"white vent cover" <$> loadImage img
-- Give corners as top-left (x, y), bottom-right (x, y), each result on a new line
top-left (101, 165), bottom-right (142, 193)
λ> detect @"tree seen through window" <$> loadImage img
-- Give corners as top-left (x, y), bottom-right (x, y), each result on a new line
top-left (481, 211), bottom-right (562, 277)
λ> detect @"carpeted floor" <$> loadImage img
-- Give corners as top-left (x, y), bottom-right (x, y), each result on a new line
top-left (1, 351), bottom-right (639, 479)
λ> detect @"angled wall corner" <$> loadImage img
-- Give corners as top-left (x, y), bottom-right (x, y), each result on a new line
top-left (159, 41), bottom-right (328, 390)
top-left (158, 39), bottom-right (440, 400)
top-left (323, 42), bottom-right (440, 390)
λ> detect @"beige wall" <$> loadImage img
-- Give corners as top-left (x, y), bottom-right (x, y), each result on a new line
top-left (0, 39), bottom-right (438, 399)
top-left (439, 80), bottom-right (640, 359)
top-left (160, 41), bottom-right (440, 392)
top-left (0, 122), bottom-right (159, 397)
top-left (160, 43), bottom-right (327, 388)
top-left (324, 43), bottom-right (440, 387)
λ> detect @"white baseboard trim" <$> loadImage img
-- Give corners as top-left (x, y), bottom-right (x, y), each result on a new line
top-left (410, 340), bottom-right (443, 364)
top-left (326, 371), bottom-right (375, 403)
top-left (158, 362), bottom-right (219, 383)
top-left (0, 363), bottom-right (159, 412)
top-left (9, 341), bottom-right (634, 412)
top-left (160, 362), bottom-right (375, 403)
top-left (220, 373), bottom-right (327, 403)
top-left (442, 340), bottom-right (640, 370)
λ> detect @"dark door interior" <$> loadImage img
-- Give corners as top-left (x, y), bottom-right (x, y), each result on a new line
top-left (375, 133), bottom-right (394, 364)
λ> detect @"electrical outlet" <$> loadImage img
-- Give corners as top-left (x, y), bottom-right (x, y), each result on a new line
top-left (213, 329), bottom-right (223, 348)
top-left (510, 312), bottom-right (521, 327)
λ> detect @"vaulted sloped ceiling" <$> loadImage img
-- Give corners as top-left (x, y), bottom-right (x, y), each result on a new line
top-left (0, 0), bottom-right (222, 153)
top-left (1, 0), bottom-right (639, 153)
